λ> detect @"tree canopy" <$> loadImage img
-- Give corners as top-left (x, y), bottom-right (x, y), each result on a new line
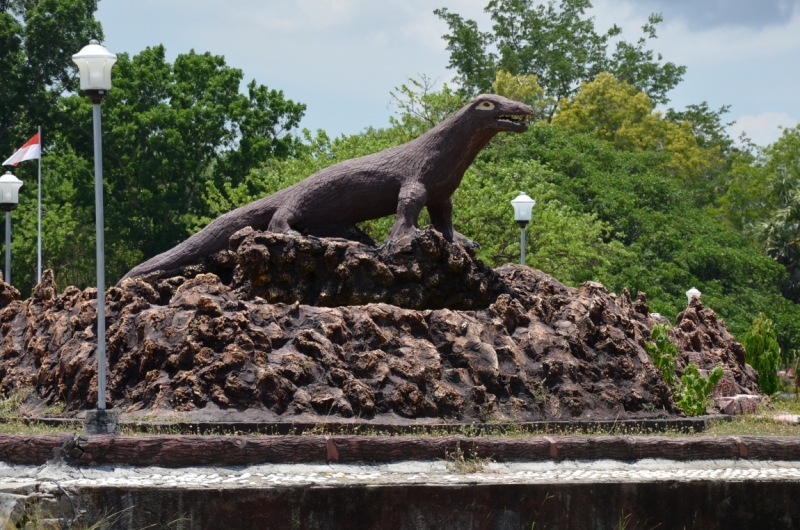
top-left (2, 2), bottom-right (305, 295)
top-left (435, 0), bottom-right (685, 117)
top-left (0, 0), bottom-right (102, 152)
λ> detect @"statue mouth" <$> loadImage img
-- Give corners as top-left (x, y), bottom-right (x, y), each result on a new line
top-left (497, 114), bottom-right (530, 130)
top-left (497, 114), bottom-right (529, 124)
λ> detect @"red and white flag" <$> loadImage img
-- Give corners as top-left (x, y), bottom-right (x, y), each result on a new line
top-left (2, 132), bottom-right (41, 166)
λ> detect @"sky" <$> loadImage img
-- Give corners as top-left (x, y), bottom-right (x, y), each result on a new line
top-left (95, 0), bottom-right (800, 147)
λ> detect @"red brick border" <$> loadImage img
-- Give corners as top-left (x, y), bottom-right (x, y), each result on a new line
top-left (1, 434), bottom-right (799, 468)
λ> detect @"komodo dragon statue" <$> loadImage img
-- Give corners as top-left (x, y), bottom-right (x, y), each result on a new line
top-left (121, 94), bottom-right (533, 281)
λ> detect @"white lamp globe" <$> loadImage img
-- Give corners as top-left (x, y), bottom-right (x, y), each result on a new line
top-left (0, 171), bottom-right (23, 211)
top-left (686, 287), bottom-right (701, 306)
top-left (511, 192), bottom-right (536, 224)
top-left (72, 40), bottom-right (117, 91)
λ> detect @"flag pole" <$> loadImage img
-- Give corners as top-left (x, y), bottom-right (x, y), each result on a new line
top-left (37, 126), bottom-right (42, 284)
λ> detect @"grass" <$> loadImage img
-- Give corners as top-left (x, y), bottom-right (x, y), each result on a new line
top-left (445, 442), bottom-right (493, 474)
top-left (1, 505), bottom-right (186, 530)
top-left (0, 388), bottom-right (73, 436)
top-left (704, 397), bottom-right (800, 437)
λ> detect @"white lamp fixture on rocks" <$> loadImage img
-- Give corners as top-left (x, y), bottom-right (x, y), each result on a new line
top-left (0, 171), bottom-right (23, 286)
top-left (686, 287), bottom-right (701, 307)
top-left (73, 40), bottom-right (119, 435)
top-left (510, 192), bottom-right (536, 265)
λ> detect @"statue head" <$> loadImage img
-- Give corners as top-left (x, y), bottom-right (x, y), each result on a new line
top-left (462, 94), bottom-right (534, 133)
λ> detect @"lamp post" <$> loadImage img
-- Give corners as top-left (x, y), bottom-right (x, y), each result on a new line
top-left (0, 171), bottom-right (23, 285)
top-left (686, 287), bottom-right (701, 307)
top-left (73, 40), bottom-right (118, 435)
top-left (510, 192), bottom-right (536, 265)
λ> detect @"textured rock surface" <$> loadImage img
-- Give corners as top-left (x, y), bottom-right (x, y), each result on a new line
top-left (673, 299), bottom-right (760, 397)
top-left (715, 395), bottom-right (762, 415)
top-left (0, 229), bottom-right (758, 422)
top-left (213, 227), bottom-right (497, 310)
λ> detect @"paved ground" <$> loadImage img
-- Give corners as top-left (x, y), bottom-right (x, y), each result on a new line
top-left (2, 459), bottom-right (800, 493)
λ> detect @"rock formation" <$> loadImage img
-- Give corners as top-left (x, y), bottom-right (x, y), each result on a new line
top-left (0, 228), bottom-right (758, 422)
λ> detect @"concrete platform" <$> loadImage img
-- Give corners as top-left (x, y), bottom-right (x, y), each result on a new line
top-left (2, 459), bottom-right (800, 529)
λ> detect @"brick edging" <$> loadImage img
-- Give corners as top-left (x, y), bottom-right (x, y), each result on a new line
top-left (1, 434), bottom-right (799, 468)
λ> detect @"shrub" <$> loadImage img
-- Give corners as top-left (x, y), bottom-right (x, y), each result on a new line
top-left (644, 323), bottom-right (679, 388)
top-left (644, 324), bottom-right (724, 416)
top-left (742, 313), bottom-right (782, 395)
top-left (677, 364), bottom-right (724, 416)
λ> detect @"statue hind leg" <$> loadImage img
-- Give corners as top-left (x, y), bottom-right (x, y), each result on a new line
top-left (386, 183), bottom-right (427, 242)
top-left (267, 205), bottom-right (302, 234)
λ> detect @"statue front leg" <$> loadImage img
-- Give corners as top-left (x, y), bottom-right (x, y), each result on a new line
top-left (386, 183), bottom-right (426, 242)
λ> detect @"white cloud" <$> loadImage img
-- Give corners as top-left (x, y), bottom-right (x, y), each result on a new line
top-left (591, 0), bottom-right (800, 66)
top-left (630, 0), bottom-right (799, 30)
top-left (96, 0), bottom-right (800, 137)
top-left (730, 112), bottom-right (798, 147)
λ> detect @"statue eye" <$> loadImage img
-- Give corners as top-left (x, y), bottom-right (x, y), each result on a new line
top-left (476, 101), bottom-right (495, 111)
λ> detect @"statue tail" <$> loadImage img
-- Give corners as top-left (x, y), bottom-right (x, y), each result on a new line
top-left (119, 196), bottom-right (279, 283)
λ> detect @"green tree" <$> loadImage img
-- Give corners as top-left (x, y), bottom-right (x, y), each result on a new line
top-left (435, 0), bottom-right (685, 118)
top-left (665, 102), bottom-right (734, 154)
top-left (1, 0), bottom-right (102, 293)
top-left (487, 122), bottom-right (800, 351)
top-left (0, 0), bottom-right (102, 153)
top-left (6, 44), bottom-right (306, 295)
top-left (742, 313), bottom-right (782, 394)
top-left (51, 46), bottom-right (306, 285)
top-left (389, 75), bottom-right (467, 139)
top-left (551, 72), bottom-right (717, 177)
top-left (12, 145), bottom-right (97, 289)
top-left (677, 364), bottom-right (724, 416)
top-left (492, 70), bottom-right (551, 120)
top-left (759, 126), bottom-right (800, 298)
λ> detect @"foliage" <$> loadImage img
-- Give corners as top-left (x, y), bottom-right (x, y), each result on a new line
top-left (0, 0), bottom-right (102, 154)
top-left (676, 363), bottom-right (724, 417)
top-left (742, 313), bottom-right (782, 395)
top-left (643, 324), bottom-right (724, 416)
top-left (486, 123), bottom-right (800, 354)
top-left (435, 0), bottom-right (685, 117)
top-left (389, 74), bottom-right (467, 139)
top-left (0, 386), bottom-right (32, 419)
top-left (445, 442), bottom-right (492, 474)
top-left (758, 126), bottom-right (800, 299)
top-left (552, 72), bottom-right (718, 177)
top-left (665, 102), bottom-right (734, 153)
top-left (492, 70), bottom-right (550, 120)
top-left (5, 45), bottom-right (305, 295)
top-left (644, 323), bottom-right (679, 388)
top-left (713, 146), bottom-right (772, 234)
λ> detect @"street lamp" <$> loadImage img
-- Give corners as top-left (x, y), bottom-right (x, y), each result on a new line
top-left (0, 171), bottom-right (23, 285)
top-left (510, 192), bottom-right (536, 265)
top-left (73, 40), bottom-right (118, 435)
top-left (686, 287), bottom-right (701, 307)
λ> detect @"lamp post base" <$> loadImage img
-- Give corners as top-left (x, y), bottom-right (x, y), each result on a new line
top-left (83, 409), bottom-right (120, 436)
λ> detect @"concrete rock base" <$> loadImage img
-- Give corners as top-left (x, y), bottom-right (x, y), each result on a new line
top-left (82, 409), bottom-right (121, 436)
top-left (716, 395), bottom-right (762, 415)
top-left (89, 481), bottom-right (800, 529)
top-left (2, 460), bottom-right (800, 529)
